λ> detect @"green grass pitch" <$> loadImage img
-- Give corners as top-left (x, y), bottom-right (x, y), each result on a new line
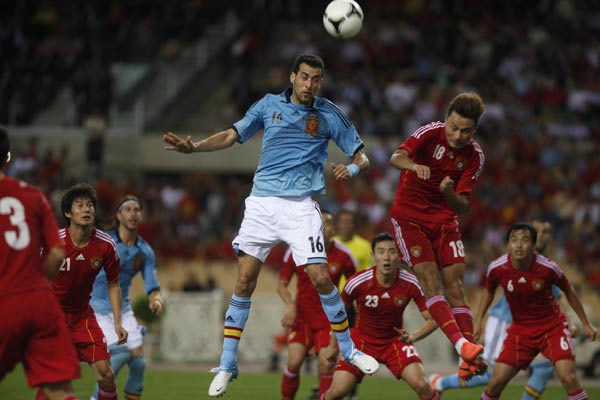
top-left (1, 365), bottom-right (599, 399)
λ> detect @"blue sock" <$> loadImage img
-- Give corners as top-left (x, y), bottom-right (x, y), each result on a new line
top-left (124, 355), bottom-right (146, 397)
top-left (91, 344), bottom-right (130, 400)
top-left (441, 369), bottom-right (492, 390)
top-left (219, 295), bottom-right (251, 368)
top-left (522, 358), bottom-right (553, 400)
top-left (319, 288), bottom-right (353, 359)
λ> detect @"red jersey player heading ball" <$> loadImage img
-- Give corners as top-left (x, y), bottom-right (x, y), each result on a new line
top-left (0, 128), bottom-right (80, 400)
top-left (389, 93), bottom-right (487, 379)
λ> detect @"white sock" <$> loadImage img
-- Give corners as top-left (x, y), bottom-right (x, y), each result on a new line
top-left (454, 337), bottom-right (468, 355)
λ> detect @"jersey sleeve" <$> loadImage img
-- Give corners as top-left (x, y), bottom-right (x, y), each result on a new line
top-left (39, 191), bottom-right (63, 250)
top-left (455, 144), bottom-right (485, 196)
top-left (233, 96), bottom-right (266, 144)
top-left (342, 274), bottom-right (360, 304)
top-left (342, 253), bottom-right (357, 279)
top-left (140, 240), bottom-right (160, 294)
top-left (398, 123), bottom-right (438, 156)
top-left (278, 248), bottom-right (295, 282)
top-left (104, 240), bottom-right (120, 284)
top-left (324, 99), bottom-right (364, 157)
top-left (484, 265), bottom-right (498, 293)
top-left (549, 262), bottom-right (572, 293)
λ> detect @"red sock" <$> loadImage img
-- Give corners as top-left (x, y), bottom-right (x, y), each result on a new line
top-left (452, 305), bottom-right (474, 342)
top-left (426, 295), bottom-right (463, 345)
top-left (568, 388), bottom-right (588, 400)
top-left (281, 366), bottom-right (300, 400)
top-left (422, 391), bottom-right (440, 400)
top-left (480, 390), bottom-right (499, 400)
top-left (35, 388), bottom-right (47, 400)
top-left (98, 385), bottom-right (118, 400)
top-left (318, 373), bottom-right (333, 396)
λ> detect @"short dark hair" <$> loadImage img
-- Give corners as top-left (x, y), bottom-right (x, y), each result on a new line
top-left (0, 126), bottom-right (9, 162)
top-left (61, 183), bottom-right (97, 225)
top-left (506, 223), bottom-right (537, 244)
top-left (371, 232), bottom-right (395, 251)
top-left (292, 54), bottom-right (325, 76)
top-left (446, 92), bottom-right (486, 125)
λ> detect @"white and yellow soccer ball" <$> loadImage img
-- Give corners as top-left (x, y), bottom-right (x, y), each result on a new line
top-left (323, 0), bottom-right (364, 39)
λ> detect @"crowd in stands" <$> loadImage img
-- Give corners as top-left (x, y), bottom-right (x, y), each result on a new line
top-left (3, 1), bottom-right (600, 288)
top-left (0, 0), bottom-right (247, 125)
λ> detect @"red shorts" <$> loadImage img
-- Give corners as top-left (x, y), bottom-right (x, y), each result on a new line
top-left (335, 330), bottom-right (422, 382)
top-left (64, 306), bottom-right (110, 363)
top-left (287, 316), bottom-right (332, 354)
top-left (496, 321), bottom-right (575, 370)
top-left (390, 215), bottom-right (464, 268)
top-left (0, 289), bottom-right (80, 387)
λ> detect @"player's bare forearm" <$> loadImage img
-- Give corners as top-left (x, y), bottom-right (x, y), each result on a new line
top-left (410, 311), bottom-right (438, 342)
top-left (148, 290), bottom-right (164, 317)
top-left (276, 280), bottom-right (294, 306)
top-left (474, 288), bottom-right (494, 342)
top-left (442, 189), bottom-right (469, 213)
top-left (390, 149), bottom-right (431, 179)
top-left (162, 128), bottom-right (238, 153)
top-left (565, 287), bottom-right (597, 340)
top-left (108, 282), bottom-right (123, 325)
top-left (351, 150), bottom-right (370, 174)
top-left (43, 246), bottom-right (65, 280)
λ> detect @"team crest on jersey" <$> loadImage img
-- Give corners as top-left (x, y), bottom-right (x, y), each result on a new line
top-left (410, 246), bottom-right (422, 258)
top-left (532, 279), bottom-right (545, 291)
top-left (393, 296), bottom-right (406, 307)
top-left (134, 256), bottom-right (145, 271)
top-left (305, 114), bottom-right (320, 136)
top-left (455, 156), bottom-right (467, 170)
top-left (90, 257), bottom-right (103, 270)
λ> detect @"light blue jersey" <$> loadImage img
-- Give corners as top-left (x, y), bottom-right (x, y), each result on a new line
top-left (489, 285), bottom-right (561, 323)
top-left (233, 89), bottom-right (364, 197)
top-left (91, 229), bottom-right (160, 314)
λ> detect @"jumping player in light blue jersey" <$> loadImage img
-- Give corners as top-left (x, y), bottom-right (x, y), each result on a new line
top-left (90, 195), bottom-right (163, 400)
top-left (163, 54), bottom-right (379, 398)
top-left (430, 220), bottom-right (576, 400)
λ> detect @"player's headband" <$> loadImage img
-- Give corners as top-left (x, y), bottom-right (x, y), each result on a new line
top-left (117, 197), bottom-right (142, 212)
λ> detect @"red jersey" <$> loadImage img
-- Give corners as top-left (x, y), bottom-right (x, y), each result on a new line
top-left (279, 241), bottom-right (357, 328)
top-left (390, 121), bottom-right (485, 223)
top-left (0, 176), bottom-right (63, 295)
top-left (343, 267), bottom-right (427, 343)
top-left (51, 227), bottom-right (119, 314)
top-left (485, 253), bottom-right (570, 326)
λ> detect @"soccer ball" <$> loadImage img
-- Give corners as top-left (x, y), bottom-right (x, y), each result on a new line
top-left (323, 0), bottom-right (364, 39)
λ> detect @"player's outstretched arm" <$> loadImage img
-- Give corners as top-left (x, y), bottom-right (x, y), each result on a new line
top-left (473, 288), bottom-right (495, 343)
top-left (162, 128), bottom-right (239, 153)
top-left (108, 281), bottom-right (128, 344)
top-left (407, 310), bottom-right (438, 343)
top-left (330, 149), bottom-right (370, 181)
top-left (564, 286), bottom-right (598, 341)
top-left (439, 176), bottom-right (469, 213)
top-left (148, 290), bottom-right (164, 317)
top-left (43, 246), bottom-right (65, 280)
top-left (276, 279), bottom-right (296, 327)
top-left (389, 149), bottom-right (430, 179)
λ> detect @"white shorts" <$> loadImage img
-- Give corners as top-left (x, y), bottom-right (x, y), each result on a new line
top-left (233, 196), bottom-right (327, 266)
top-left (96, 310), bottom-right (144, 349)
top-left (483, 315), bottom-right (510, 365)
